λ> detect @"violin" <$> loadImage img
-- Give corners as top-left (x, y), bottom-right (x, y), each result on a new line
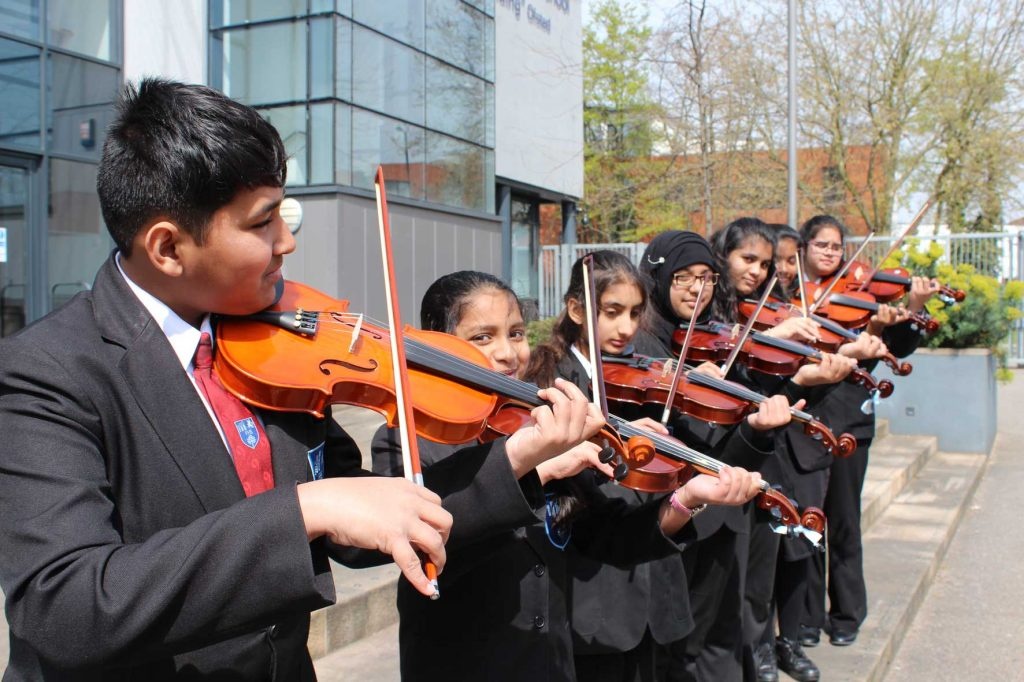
top-left (843, 259), bottom-right (965, 304)
top-left (602, 355), bottom-right (856, 457)
top-left (671, 322), bottom-right (895, 398)
top-left (801, 284), bottom-right (940, 335)
top-left (737, 298), bottom-right (913, 377)
top-left (609, 415), bottom-right (826, 534)
top-left (214, 280), bottom-right (656, 470)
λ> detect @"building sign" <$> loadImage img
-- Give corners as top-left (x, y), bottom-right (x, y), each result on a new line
top-left (0, 227), bottom-right (7, 263)
top-left (495, 0), bottom-right (583, 198)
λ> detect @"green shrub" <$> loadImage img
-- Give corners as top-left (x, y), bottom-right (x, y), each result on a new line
top-left (884, 240), bottom-right (1024, 380)
top-left (527, 316), bottom-right (558, 348)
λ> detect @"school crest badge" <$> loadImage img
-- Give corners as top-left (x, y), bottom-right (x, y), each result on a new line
top-left (233, 417), bottom-right (260, 449)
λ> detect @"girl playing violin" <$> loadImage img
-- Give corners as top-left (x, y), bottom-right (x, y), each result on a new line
top-left (372, 269), bottom-right (762, 682)
top-left (525, 250), bottom-right (776, 682)
top-left (797, 215), bottom-right (937, 651)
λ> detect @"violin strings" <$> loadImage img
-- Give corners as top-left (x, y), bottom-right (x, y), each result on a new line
top-left (283, 311), bottom-right (776, 468)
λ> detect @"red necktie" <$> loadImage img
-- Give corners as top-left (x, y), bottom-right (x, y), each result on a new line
top-left (193, 332), bottom-right (275, 496)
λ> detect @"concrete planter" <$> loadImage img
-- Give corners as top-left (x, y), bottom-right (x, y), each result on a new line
top-left (875, 347), bottom-right (997, 453)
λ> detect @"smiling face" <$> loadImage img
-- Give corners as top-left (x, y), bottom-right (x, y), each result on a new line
top-left (775, 236), bottom-right (799, 290)
top-left (668, 263), bottom-right (715, 321)
top-left (452, 288), bottom-right (530, 379)
top-left (804, 226), bottom-right (844, 279)
top-left (726, 236), bottom-right (773, 297)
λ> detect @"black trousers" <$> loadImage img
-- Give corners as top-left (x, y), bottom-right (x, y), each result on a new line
top-left (807, 439), bottom-right (871, 632)
top-left (666, 523), bottom-right (747, 682)
top-left (741, 511), bottom-right (780, 679)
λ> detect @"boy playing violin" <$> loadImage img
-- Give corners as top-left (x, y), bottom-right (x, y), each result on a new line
top-left (0, 79), bottom-right (599, 680)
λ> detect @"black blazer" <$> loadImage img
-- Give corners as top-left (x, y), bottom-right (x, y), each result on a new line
top-left (0, 257), bottom-right (371, 681)
top-left (544, 352), bottom-right (694, 653)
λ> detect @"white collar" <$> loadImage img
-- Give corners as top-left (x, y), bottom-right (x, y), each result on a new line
top-left (570, 344), bottom-right (593, 379)
top-left (115, 253), bottom-right (212, 371)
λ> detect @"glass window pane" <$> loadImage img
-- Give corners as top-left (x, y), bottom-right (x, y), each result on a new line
top-left (0, 38), bottom-right (41, 150)
top-left (220, 23), bottom-right (306, 105)
top-left (335, 16), bottom-right (351, 101)
top-left (0, 0), bottom-right (41, 41)
top-left (334, 103), bottom-right (351, 185)
top-left (426, 58), bottom-right (485, 145)
top-left (309, 102), bottom-right (333, 184)
top-left (426, 0), bottom-right (486, 77)
top-left (48, 159), bottom-right (111, 309)
top-left (352, 0), bottom-right (423, 50)
top-left (261, 105), bottom-right (307, 185)
top-left (47, 0), bottom-right (113, 61)
top-left (352, 109), bottom-right (424, 200)
top-left (425, 132), bottom-right (486, 210)
top-left (0, 164), bottom-right (28, 336)
top-left (213, 0), bottom-right (305, 27)
top-left (47, 54), bottom-right (119, 160)
top-left (310, 17), bottom-right (333, 99)
top-left (352, 27), bottom-right (423, 125)
top-left (311, 0), bottom-right (334, 12)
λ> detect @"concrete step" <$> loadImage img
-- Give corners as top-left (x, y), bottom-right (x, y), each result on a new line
top-left (859, 433), bottom-right (936, 534)
top-left (307, 563), bottom-right (399, 659)
top-left (314, 622), bottom-right (400, 681)
top-left (811, 450), bottom-right (989, 681)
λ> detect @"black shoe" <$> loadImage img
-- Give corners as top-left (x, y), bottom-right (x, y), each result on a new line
top-left (776, 637), bottom-right (820, 682)
top-left (798, 625), bottom-right (820, 648)
top-left (754, 641), bottom-right (779, 682)
top-left (829, 627), bottom-right (858, 646)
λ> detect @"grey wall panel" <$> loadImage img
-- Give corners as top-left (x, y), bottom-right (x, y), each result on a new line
top-left (286, 191), bottom-right (501, 327)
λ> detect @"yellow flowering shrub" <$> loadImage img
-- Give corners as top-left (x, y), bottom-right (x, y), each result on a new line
top-left (889, 240), bottom-right (1024, 380)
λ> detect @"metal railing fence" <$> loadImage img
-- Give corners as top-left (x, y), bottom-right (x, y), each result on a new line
top-left (539, 231), bottom-right (1024, 365)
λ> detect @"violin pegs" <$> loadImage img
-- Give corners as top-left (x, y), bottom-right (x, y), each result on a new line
top-left (597, 446), bottom-right (617, 464)
top-left (612, 460), bottom-right (630, 482)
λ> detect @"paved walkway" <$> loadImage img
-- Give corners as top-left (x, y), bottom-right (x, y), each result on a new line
top-left (884, 369), bottom-right (1024, 681)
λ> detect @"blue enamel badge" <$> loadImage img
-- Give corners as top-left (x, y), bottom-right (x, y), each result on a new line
top-left (544, 493), bottom-right (571, 550)
top-left (233, 417), bottom-right (260, 449)
top-left (308, 442), bottom-right (325, 480)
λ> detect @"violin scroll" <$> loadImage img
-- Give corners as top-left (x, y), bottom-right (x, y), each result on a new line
top-left (756, 487), bottom-right (802, 528)
top-left (800, 418), bottom-right (857, 458)
top-left (799, 506), bottom-right (826, 534)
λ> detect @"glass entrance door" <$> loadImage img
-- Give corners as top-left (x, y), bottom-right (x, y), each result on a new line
top-left (0, 162), bottom-right (29, 338)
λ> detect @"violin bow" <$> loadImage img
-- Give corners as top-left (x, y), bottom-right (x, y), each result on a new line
top-left (855, 197), bottom-right (934, 293)
top-left (660, 277), bottom-right (708, 426)
top-left (806, 231), bottom-right (875, 316)
top-left (795, 248), bottom-right (810, 318)
top-left (374, 167), bottom-right (440, 600)
top-left (581, 255), bottom-right (610, 417)
top-left (720, 274), bottom-right (778, 377)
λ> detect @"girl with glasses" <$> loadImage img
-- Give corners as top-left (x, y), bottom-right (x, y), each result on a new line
top-left (795, 215), bottom-right (937, 656)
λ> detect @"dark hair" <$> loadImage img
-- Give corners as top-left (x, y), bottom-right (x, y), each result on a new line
top-left (769, 223), bottom-right (801, 245)
top-left (708, 217), bottom-right (777, 323)
top-left (420, 271), bottom-right (521, 334)
top-left (525, 250), bottom-right (648, 388)
top-left (97, 78), bottom-right (288, 255)
top-left (768, 223), bottom-right (801, 298)
top-left (799, 214), bottom-right (849, 244)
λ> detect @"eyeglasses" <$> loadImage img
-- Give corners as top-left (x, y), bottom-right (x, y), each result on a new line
top-left (809, 240), bottom-right (844, 254)
top-left (671, 272), bottom-right (719, 288)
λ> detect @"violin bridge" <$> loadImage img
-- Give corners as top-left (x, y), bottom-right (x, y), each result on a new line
top-left (348, 313), bottom-right (364, 353)
top-left (661, 359), bottom-right (673, 378)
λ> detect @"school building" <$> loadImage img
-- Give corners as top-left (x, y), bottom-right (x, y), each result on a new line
top-left (0, 0), bottom-right (583, 337)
